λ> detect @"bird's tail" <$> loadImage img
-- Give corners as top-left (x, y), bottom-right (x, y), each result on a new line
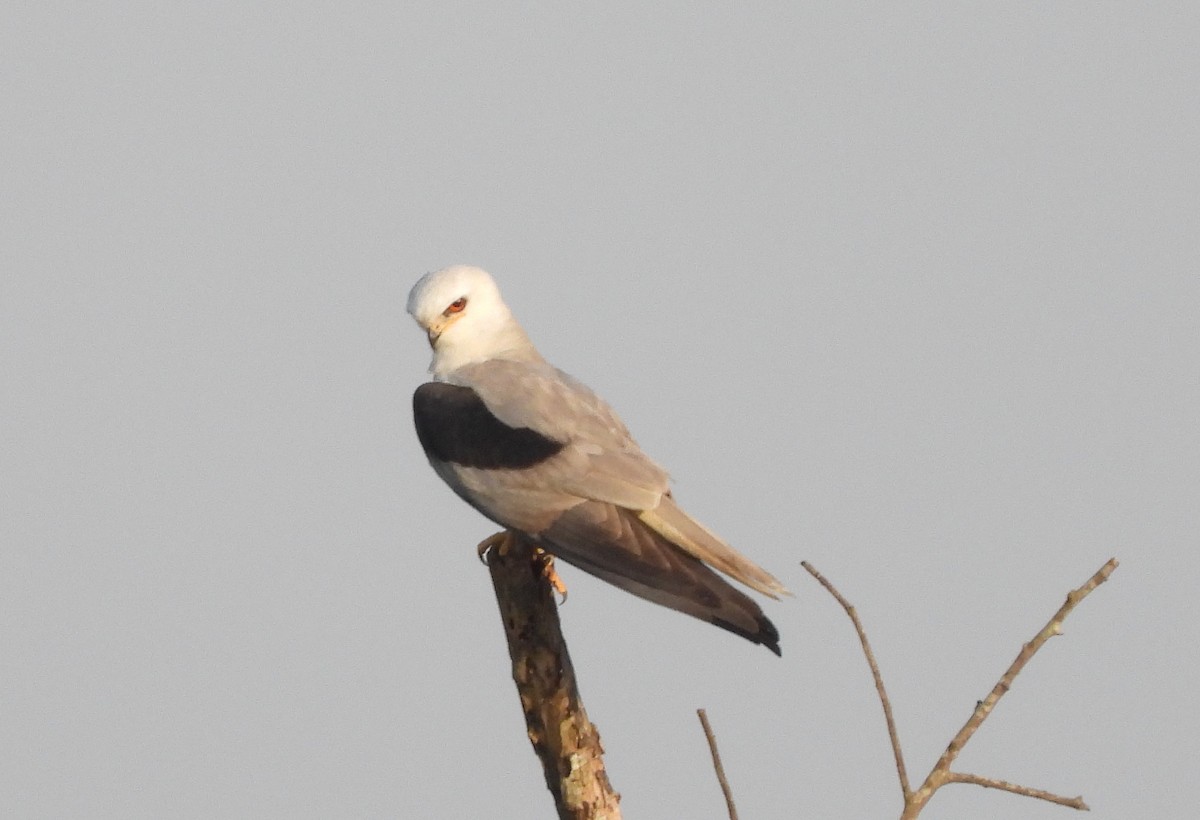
top-left (637, 495), bottom-right (791, 599)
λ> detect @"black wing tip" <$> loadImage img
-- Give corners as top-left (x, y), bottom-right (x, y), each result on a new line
top-left (760, 615), bottom-right (783, 656)
top-left (711, 613), bottom-right (782, 656)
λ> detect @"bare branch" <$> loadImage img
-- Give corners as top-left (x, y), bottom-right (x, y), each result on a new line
top-left (804, 558), bottom-right (1117, 819)
top-left (946, 773), bottom-right (1089, 811)
top-left (485, 530), bottom-right (622, 820)
top-left (697, 709), bottom-right (739, 820)
top-left (801, 561), bottom-right (910, 799)
top-left (901, 557), bottom-right (1118, 818)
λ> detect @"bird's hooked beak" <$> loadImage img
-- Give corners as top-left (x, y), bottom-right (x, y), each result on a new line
top-left (423, 313), bottom-right (460, 348)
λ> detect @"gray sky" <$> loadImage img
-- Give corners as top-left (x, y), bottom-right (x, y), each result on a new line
top-left (2, 3), bottom-right (1197, 818)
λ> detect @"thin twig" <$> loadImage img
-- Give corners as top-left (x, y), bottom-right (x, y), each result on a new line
top-left (801, 561), bottom-right (910, 799)
top-left (697, 709), bottom-right (739, 820)
top-left (946, 773), bottom-right (1089, 811)
top-left (900, 557), bottom-right (1118, 818)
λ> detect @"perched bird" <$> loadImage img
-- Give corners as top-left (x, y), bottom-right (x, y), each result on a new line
top-left (406, 265), bottom-right (789, 654)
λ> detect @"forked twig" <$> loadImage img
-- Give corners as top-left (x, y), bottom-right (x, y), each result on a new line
top-left (803, 557), bottom-right (1118, 818)
top-left (697, 709), bottom-right (739, 820)
top-left (903, 557), bottom-right (1117, 817)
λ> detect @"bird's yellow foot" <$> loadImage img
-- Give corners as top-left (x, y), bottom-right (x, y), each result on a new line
top-left (478, 533), bottom-right (567, 601)
top-left (535, 549), bottom-right (569, 602)
top-left (476, 530), bottom-right (513, 565)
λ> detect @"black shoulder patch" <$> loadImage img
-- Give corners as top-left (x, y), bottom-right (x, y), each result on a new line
top-left (413, 382), bottom-right (566, 469)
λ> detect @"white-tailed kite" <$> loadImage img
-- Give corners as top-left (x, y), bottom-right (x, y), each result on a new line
top-left (407, 265), bottom-right (788, 653)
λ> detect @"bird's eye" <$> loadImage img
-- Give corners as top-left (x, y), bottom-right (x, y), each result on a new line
top-left (444, 297), bottom-right (467, 316)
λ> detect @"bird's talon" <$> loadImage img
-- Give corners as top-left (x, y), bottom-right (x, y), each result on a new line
top-left (477, 531), bottom-right (512, 565)
top-left (535, 549), bottom-right (569, 602)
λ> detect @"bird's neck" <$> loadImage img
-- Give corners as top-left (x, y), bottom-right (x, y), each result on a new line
top-left (430, 322), bottom-right (544, 378)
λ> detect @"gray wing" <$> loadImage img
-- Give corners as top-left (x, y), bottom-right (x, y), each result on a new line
top-left (449, 360), bottom-right (670, 511)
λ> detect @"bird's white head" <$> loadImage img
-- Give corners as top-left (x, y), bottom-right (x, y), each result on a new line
top-left (407, 265), bottom-right (540, 377)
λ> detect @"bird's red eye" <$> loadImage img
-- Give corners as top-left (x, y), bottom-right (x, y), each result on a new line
top-left (445, 297), bottom-right (467, 315)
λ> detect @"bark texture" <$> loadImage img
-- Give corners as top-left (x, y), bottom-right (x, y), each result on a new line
top-left (487, 532), bottom-right (621, 820)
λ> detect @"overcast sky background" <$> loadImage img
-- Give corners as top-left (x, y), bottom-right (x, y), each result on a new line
top-left (3, 4), bottom-right (1197, 819)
